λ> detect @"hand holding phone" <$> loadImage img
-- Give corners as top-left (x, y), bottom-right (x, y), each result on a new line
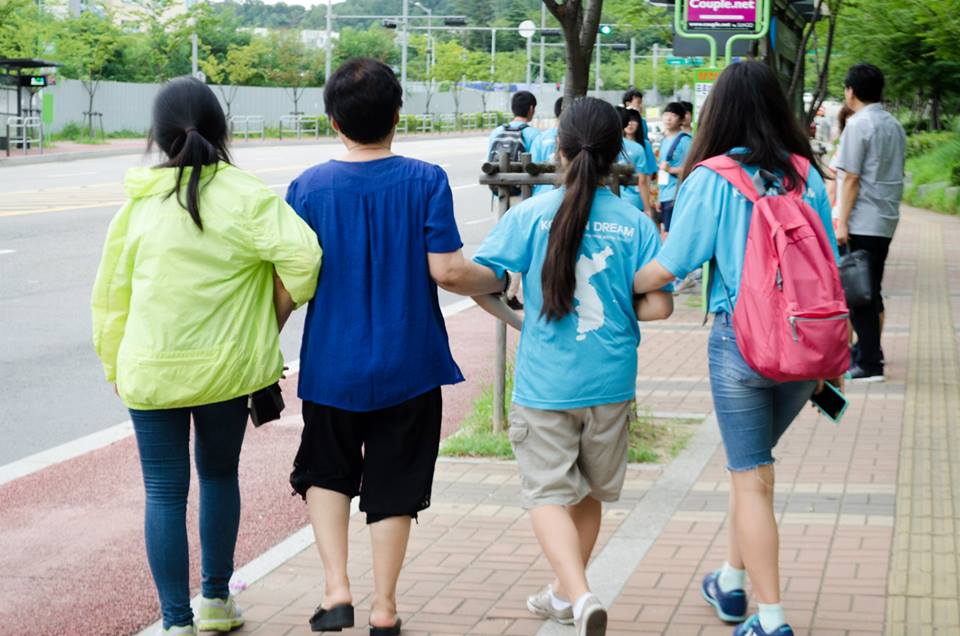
top-left (811, 380), bottom-right (849, 424)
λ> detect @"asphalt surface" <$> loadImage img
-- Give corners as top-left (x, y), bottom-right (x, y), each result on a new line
top-left (0, 136), bottom-right (499, 465)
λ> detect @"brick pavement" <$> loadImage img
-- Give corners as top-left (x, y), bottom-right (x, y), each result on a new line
top-left (208, 206), bottom-right (957, 636)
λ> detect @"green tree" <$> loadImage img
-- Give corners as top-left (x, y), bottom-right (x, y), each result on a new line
top-left (200, 39), bottom-right (270, 116)
top-left (333, 27), bottom-right (399, 69)
top-left (543, 0), bottom-right (605, 102)
top-left (464, 50), bottom-right (496, 111)
top-left (0, 0), bottom-right (59, 60)
top-left (433, 40), bottom-right (469, 117)
top-left (266, 31), bottom-right (322, 115)
top-left (57, 7), bottom-right (122, 135)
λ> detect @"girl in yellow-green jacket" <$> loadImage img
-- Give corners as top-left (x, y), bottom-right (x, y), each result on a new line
top-left (91, 77), bottom-right (321, 636)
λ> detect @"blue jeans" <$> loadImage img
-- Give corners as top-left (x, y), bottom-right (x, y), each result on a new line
top-left (129, 397), bottom-right (248, 628)
top-left (708, 313), bottom-right (816, 472)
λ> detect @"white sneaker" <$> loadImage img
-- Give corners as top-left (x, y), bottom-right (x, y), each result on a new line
top-left (161, 625), bottom-right (196, 635)
top-left (575, 595), bottom-right (607, 636)
top-left (196, 596), bottom-right (244, 632)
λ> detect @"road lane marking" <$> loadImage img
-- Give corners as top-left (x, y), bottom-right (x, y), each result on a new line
top-left (1, 182), bottom-right (115, 195)
top-left (0, 200), bottom-right (126, 217)
top-left (47, 171), bottom-right (98, 178)
top-left (452, 183), bottom-right (481, 191)
top-left (465, 217), bottom-right (495, 226)
top-left (0, 249), bottom-right (15, 255)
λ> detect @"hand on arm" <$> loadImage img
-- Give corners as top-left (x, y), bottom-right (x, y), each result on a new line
top-left (428, 250), bottom-right (505, 296)
top-left (639, 175), bottom-right (656, 222)
top-left (634, 290), bottom-right (673, 321)
top-left (273, 269), bottom-right (295, 331)
top-left (473, 293), bottom-right (523, 331)
top-left (837, 173), bottom-right (860, 246)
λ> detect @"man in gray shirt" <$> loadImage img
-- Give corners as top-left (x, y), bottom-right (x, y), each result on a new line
top-left (836, 63), bottom-right (906, 381)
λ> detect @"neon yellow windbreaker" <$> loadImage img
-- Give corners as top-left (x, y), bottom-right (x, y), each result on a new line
top-left (91, 162), bottom-right (321, 410)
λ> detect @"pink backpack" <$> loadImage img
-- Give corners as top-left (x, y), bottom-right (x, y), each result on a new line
top-left (700, 154), bottom-right (850, 382)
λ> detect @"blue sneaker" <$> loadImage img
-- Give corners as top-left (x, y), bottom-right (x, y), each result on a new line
top-left (733, 615), bottom-right (794, 636)
top-left (701, 570), bottom-right (748, 623)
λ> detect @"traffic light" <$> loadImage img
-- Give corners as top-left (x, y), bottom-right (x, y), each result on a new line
top-left (381, 19), bottom-right (398, 29)
top-left (540, 28), bottom-right (562, 36)
top-left (610, 43), bottom-right (628, 51)
top-left (599, 24), bottom-right (613, 35)
top-left (443, 17), bottom-right (467, 26)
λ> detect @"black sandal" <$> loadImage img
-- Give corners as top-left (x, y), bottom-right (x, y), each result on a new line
top-left (309, 603), bottom-right (355, 632)
top-left (369, 617), bottom-right (402, 635)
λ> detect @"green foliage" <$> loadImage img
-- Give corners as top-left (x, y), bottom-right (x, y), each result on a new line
top-left (333, 27), bottom-right (399, 68)
top-left (903, 133), bottom-right (960, 214)
top-left (0, 0), bottom-right (57, 59)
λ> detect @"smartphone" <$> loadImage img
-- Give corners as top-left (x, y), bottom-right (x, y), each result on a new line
top-left (811, 381), bottom-right (848, 424)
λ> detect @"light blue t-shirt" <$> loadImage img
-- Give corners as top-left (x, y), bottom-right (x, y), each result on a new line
top-left (657, 150), bottom-right (839, 316)
top-left (474, 187), bottom-right (663, 410)
top-left (530, 127), bottom-right (559, 196)
top-left (619, 138), bottom-right (652, 211)
top-left (658, 132), bottom-right (692, 202)
top-left (487, 120), bottom-right (541, 159)
top-left (640, 118), bottom-right (657, 176)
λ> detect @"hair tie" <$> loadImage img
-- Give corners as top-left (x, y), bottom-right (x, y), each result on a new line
top-left (184, 127), bottom-right (197, 135)
top-left (581, 144), bottom-right (594, 153)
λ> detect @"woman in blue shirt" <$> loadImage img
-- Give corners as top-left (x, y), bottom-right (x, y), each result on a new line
top-left (617, 107), bottom-right (654, 218)
top-left (473, 97), bottom-right (673, 636)
top-left (632, 62), bottom-right (840, 636)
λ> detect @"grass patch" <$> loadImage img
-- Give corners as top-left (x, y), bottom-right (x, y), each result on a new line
top-left (441, 373), bottom-right (699, 464)
top-left (49, 122), bottom-right (147, 144)
top-left (903, 131), bottom-right (960, 215)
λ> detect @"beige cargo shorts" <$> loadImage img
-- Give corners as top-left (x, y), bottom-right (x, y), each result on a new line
top-left (508, 400), bottom-right (633, 509)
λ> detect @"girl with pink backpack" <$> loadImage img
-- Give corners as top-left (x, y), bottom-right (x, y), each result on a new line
top-left (632, 62), bottom-right (845, 636)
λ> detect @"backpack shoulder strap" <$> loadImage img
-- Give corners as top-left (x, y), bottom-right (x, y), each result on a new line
top-left (787, 154), bottom-right (812, 199)
top-left (665, 132), bottom-right (689, 163)
top-left (696, 155), bottom-right (761, 203)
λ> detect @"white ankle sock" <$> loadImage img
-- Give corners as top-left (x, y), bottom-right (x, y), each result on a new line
top-left (572, 592), bottom-right (593, 620)
top-left (549, 587), bottom-right (571, 610)
top-left (758, 603), bottom-right (786, 632)
top-left (717, 561), bottom-right (746, 592)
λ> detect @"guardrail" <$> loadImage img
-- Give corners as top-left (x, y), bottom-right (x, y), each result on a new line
top-left (5, 116), bottom-right (43, 157)
top-left (279, 114), bottom-right (320, 140)
top-left (229, 115), bottom-right (265, 141)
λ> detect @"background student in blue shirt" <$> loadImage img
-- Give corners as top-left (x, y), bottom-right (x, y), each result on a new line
top-left (632, 61), bottom-right (840, 636)
top-left (487, 90), bottom-right (541, 158)
top-left (623, 88), bottom-right (658, 180)
top-left (472, 97), bottom-right (673, 636)
top-left (657, 102), bottom-right (692, 233)
top-left (285, 58), bottom-right (507, 636)
top-left (617, 106), bottom-right (654, 218)
top-left (529, 97), bottom-right (563, 196)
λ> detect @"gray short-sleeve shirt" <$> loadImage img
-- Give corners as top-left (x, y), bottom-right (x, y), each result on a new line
top-left (836, 103), bottom-right (906, 238)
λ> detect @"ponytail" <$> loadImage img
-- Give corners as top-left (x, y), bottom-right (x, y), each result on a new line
top-left (148, 77), bottom-right (232, 231)
top-left (540, 98), bottom-right (622, 321)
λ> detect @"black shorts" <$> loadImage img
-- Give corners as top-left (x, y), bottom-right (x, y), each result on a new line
top-left (660, 200), bottom-right (676, 231)
top-left (290, 388), bottom-right (442, 524)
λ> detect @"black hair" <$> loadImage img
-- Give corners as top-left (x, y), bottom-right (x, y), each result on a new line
top-left (844, 63), bottom-right (884, 103)
top-left (682, 61), bottom-right (821, 192)
top-left (553, 97), bottom-right (564, 118)
top-left (325, 58), bottom-right (403, 144)
top-left (511, 91), bottom-right (537, 118)
top-left (663, 102), bottom-right (686, 118)
top-left (680, 101), bottom-right (693, 115)
top-left (622, 88), bottom-right (643, 106)
top-left (618, 106), bottom-right (645, 147)
top-left (148, 77), bottom-right (231, 230)
top-left (540, 97), bottom-right (622, 322)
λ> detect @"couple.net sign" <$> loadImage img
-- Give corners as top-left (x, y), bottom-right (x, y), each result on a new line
top-left (687, 0), bottom-right (758, 30)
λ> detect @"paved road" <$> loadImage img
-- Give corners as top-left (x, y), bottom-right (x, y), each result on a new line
top-left (0, 136), bottom-right (498, 465)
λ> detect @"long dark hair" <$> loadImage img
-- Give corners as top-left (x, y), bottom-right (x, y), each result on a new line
top-left (540, 97), bottom-right (622, 321)
top-left (148, 77), bottom-right (231, 230)
top-left (681, 61), bottom-right (821, 192)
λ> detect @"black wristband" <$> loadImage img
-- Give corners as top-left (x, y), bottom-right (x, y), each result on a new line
top-left (501, 271), bottom-right (511, 294)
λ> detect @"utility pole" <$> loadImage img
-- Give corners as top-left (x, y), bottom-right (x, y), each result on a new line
top-left (401, 0), bottom-right (408, 96)
top-left (526, 36), bottom-right (532, 85)
top-left (594, 37), bottom-right (601, 93)
top-left (538, 3), bottom-right (546, 87)
top-left (324, 0), bottom-right (332, 84)
top-left (490, 29), bottom-right (496, 77)
top-left (629, 37), bottom-right (636, 87)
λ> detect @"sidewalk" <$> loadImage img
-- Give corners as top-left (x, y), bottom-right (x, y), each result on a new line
top-left (226, 205), bottom-right (960, 636)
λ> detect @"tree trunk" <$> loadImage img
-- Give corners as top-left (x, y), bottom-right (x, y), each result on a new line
top-left (930, 88), bottom-right (942, 131)
top-left (788, 0), bottom-right (824, 102)
top-left (544, 0), bottom-right (602, 104)
top-left (804, 6), bottom-right (839, 127)
top-left (83, 79), bottom-right (98, 137)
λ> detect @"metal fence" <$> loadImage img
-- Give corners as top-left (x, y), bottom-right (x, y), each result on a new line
top-left (229, 115), bottom-right (265, 141)
top-left (5, 116), bottom-right (43, 156)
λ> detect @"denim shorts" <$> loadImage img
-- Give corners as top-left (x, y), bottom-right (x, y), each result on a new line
top-left (708, 313), bottom-right (816, 472)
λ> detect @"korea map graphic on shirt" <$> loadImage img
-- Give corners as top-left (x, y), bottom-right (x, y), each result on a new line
top-left (574, 246), bottom-right (614, 341)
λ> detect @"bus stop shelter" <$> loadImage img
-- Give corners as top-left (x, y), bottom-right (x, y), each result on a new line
top-left (0, 57), bottom-right (61, 152)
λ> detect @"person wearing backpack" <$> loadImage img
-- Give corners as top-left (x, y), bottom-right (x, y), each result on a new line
top-left (91, 77), bottom-right (322, 635)
top-left (487, 91), bottom-right (541, 197)
top-left (632, 62), bottom-right (845, 636)
top-left (657, 102), bottom-right (692, 233)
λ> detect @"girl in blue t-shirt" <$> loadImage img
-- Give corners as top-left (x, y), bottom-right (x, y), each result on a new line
top-left (472, 97), bottom-right (673, 636)
top-left (632, 61), bottom-right (841, 636)
top-left (616, 107), bottom-right (654, 218)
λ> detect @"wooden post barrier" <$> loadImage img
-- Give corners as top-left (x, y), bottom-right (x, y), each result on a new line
top-left (477, 155), bottom-right (637, 434)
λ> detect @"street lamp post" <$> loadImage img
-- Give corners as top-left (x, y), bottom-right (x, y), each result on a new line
top-left (324, 0), bottom-right (332, 84)
top-left (413, 2), bottom-right (433, 76)
top-left (401, 0), bottom-right (409, 96)
top-left (538, 3), bottom-right (546, 87)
